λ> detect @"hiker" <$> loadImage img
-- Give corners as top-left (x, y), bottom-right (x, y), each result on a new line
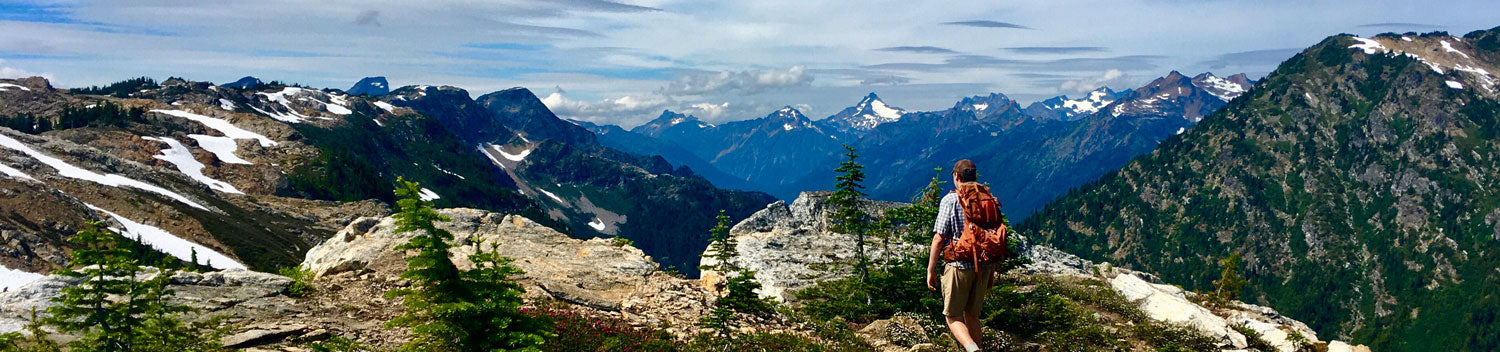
top-left (927, 159), bottom-right (1009, 352)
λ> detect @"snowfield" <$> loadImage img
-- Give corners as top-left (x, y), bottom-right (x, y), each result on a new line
top-left (0, 265), bottom-right (43, 292)
top-left (373, 101), bottom-right (396, 113)
top-left (150, 110), bottom-right (278, 147)
top-left (496, 145), bottom-right (532, 162)
top-left (255, 87), bottom-right (314, 122)
top-left (0, 161), bottom-right (34, 181)
top-left (142, 137), bottom-right (243, 194)
top-left (0, 83), bottom-right (31, 92)
top-left (0, 133), bottom-right (208, 210)
top-left (187, 135), bottom-right (253, 165)
top-left (86, 204), bottom-right (245, 270)
top-left (219, 98), bottom-right (236, 111)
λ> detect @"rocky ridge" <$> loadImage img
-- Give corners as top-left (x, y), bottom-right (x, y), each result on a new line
top-left (717, 192), bottom-right (1369, 352)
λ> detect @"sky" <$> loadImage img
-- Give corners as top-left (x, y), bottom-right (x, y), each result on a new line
top-left (1, 0), bottom-right (1497, 128)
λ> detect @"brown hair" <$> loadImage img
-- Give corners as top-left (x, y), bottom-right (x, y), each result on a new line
top-left (953, 159), bottom-right (977, 183)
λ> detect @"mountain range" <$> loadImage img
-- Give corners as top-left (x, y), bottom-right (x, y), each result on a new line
top-left (0, 76), bottom-right (772, 280)
top-left (1023, 29), bottom-right (1500, 351)
top-left (610, 71), bottom-right (1252, 219)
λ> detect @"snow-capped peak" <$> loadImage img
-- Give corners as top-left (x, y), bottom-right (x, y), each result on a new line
top-left (825, 93), bottom-right (905, 130)
top-left (1061, 87), bottom-right (1117, 115)
top-left (1192, 73), bottom-right (1249, 102)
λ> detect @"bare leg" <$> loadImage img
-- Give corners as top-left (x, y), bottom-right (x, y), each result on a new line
top-left (946, 315), bottom-right (976, 347)
top-left (965, 312), bottom-right (982, 346)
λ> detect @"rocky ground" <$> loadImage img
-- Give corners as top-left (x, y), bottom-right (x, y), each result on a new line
top-left (0, 194), bottom-right (1371, 351)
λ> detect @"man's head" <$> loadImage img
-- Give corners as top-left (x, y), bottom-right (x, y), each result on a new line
top-left (953, 159), bottom-right (977, 183)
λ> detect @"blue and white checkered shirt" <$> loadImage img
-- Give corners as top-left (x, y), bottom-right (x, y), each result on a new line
top-left (933, 192), bottom-right (974, 269)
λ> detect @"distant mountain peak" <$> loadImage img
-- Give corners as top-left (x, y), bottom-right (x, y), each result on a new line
top-left (1024, 87), bottom-right (1121, 121)
top-left (222, 76), bottom-right (262, 89)
top-left (347, 76), bottom-right (389, 96)
top-left (822, 93), bottom-right (905, 132)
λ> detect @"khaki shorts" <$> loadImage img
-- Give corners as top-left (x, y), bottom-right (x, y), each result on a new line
top-left (941, 265), bottom-right (994, 318)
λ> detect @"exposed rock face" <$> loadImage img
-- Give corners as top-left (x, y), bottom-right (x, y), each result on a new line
top-left (707, 191), bottom-right (912, 301)
top-left (302, 208), bottom-right (717, 337)
top-left (0, 269), bottom-right (294, 333)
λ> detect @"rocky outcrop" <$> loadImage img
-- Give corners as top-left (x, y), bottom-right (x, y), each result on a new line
top-left (0, 209), bottom-right (724, 348)
top-left (0, 269), bottom-right (295, 333)
top-left (705, 191), bottom-right (912, 301)
top-left (723, 193), bottom-right (1369, 351)
top-left (302, 208), bottom-right (718, 337)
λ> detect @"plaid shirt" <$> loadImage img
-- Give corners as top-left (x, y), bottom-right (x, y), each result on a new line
top-left (932, 192), bottom-right (974, 269)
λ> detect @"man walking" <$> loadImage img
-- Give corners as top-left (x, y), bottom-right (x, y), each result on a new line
top-left (927, 159), bottom-right (1005, 352)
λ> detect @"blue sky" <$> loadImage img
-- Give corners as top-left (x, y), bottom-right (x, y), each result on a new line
top-left (1, 0), bottom-right (1496, 127)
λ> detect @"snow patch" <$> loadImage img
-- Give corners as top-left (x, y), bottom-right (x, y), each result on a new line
top-left (1446, 80), bottom-right (1464, 89)
top-left (434, 165), bottom-right (465, 180)
top-left (478, 145), bottom-right (506, 168)
top-left (150, 110), bottom-right (278, 147)
top-left (85, 204), bottom-right (245, 270)
top-left (0, 265), bottom-right (43, 292)
top-left (783, 123), bottom-right (796, 131)
top-left (0, 134), bottom-right (208, 210)
top-left (972, 103), bottom-right (989, 111)
top-left (218, 98), bottom-right (236, 111)
top-left (0, 160), bottom-right (34, 181)
top-left (418, 188), bottom-right (440, 201)
top-left (254, 87), bottom-right (312, 122)
top-left (539, 188), bottom-right (565, 203)
top-left (0, 83), bottom-right (31, 92)
top-left (1349, 37), bottom-right (1387, 55)
top-left (868, 99), bottom-right (902, 120)
top-left (1197, 75), bottom-right (1247, 101)
top-left (323, 95), bottom-right (352, 115)
top-left (496, 145), bottom-right (531, 161)
top-left (186, 135), bottom-right (252, 165)
top-left (588, 218), bottom-right (606, 231)
top-left (142, 137), bottom-right (242, 194)
top-left (1441, 40), bottom-right (1470, 59)
top-left (1176, 127), bottom-right (1185, 135)
top-left (373, 101), bottom-right (396, 113)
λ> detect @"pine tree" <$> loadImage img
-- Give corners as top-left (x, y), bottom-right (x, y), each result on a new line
top-left (384, 177), bottom-right (547, 351)
top-left (698, 210), bottom-right (738, 274)
top-left (699, 210), bottom-right (771, 340)
top-left (829, 144), bottom-right (871, 283)
top-left (44, 221), bottom-right (211, 352)
top-left (1213, 253), bottom-right (1248, 303)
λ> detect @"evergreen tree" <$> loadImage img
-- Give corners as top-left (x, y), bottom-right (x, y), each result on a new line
top-left (699, 210), bottom-right (772, 340)
top-left (829, 144), bottom-right (871, 283)
top-left (1212, 253), bottom-right (1248, 303)
top-left (698, 210), bottom-right (738, 274)
top-left (385, 177), bottom-right (547, 351)
top-left (43, 221), bottom-right (213, 352)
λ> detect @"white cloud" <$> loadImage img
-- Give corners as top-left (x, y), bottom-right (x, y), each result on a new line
top-left (659, 66), bottom-right (812, 96)
top-left (0, 60), bottom-right (52, 81)
top-left (686, 102), bottom-right (730, 120)
top-left (540, 91), bottom-right (672, 125)
top-left (1059, 69), bottom-right (1125, 93)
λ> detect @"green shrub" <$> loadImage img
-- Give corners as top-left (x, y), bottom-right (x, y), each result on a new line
top-left (1232, 323), bottom-right (1277, 352)
top-left (278, 266), bottom-right (315, 298)
top-left (306, 336), bottom-right (370, 352)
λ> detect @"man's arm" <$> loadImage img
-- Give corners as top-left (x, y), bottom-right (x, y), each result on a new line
top-left (927, 232), bottom-right (945, 291)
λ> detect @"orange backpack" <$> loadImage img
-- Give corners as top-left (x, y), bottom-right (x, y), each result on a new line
top-left (942, 182), bottom-right (1009, 266)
